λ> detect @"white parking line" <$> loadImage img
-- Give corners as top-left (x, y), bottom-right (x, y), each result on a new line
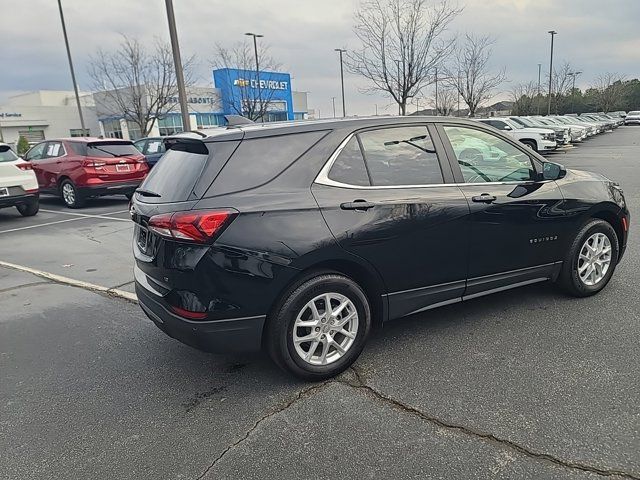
top-left (40, 209), bottom-right (131, 222)
top-left (0, 217), bottom-right (89, 235)
top-left (0, 260), bottom-right (138, 303)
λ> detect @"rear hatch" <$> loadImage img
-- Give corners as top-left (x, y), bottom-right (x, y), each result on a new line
top-left (83, 141), bottom-right (147, 179)
top-left (131, 136), bottom-right (241, 272)
top-left (0, 145), bottom-right (36, 194)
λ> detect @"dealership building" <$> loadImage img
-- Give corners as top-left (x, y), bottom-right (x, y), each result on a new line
top-left (0, 68), bottom-right (308, 146)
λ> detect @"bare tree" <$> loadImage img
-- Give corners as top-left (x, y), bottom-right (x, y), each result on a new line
top-left (510, 81), bottom-right (538, 115)
top-left (548, 61), bottom-right (574, 114)
top-left (346, 0), bottom-right (462, 115)
top-left (211, 42), bottom-right (282, 121)
top-left (591, 72), bottom-right (627, 113)
top-left (445, 34), bottom-right (506, 117)
top-left (88, 36), bottom-right (193, 137)
top-left (427, 86), bottom-right (457, 115)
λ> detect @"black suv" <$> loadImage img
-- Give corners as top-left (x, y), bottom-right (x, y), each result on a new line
top-left (131, 117), bottom-right (629, 379)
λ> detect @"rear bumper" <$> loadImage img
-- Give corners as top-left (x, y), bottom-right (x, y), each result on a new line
top-left (79, 181), bottom-right (141, 197)
top-left (136, 281), bottom-right (266, 353)
top-left (0, 192), bottom-right (38, 209)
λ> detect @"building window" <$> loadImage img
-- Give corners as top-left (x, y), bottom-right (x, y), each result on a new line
top-left (70, 128), bottom-right (91, 137)
top-left (158, 115), bottom-right (184, 136)
top-left (103, 119), bottom-right (123, 139)
top-left (126, 121), bottom-right (142, 141)
top-left (293, 113), bottom-right (306, 121)
top-left (195, 113), bottom-right (225, 128)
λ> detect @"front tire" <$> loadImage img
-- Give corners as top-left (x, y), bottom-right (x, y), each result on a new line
top-left (266, 273), bottom-right (371, 381)
top-left (16, 199), bottom-right (39, 217)
top-left (558, 219), bottom-right (619, 297)
top-left (60, 180), bottom-right (85, 209)
top-left (521, 139), bottom-right (537, 152)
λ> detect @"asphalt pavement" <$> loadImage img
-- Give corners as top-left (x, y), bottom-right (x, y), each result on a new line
top-left (1, 127), bottom-right (639, 479)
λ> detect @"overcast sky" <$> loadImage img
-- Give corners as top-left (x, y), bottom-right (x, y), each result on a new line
top-left (1, 0), bottom-right (639, 117)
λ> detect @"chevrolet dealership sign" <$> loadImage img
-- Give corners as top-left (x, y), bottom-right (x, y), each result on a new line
top-left (233, 78), bottom-right (289, 91)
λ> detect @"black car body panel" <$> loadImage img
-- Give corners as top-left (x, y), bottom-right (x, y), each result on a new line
top-left (131, 116), bottom-right (630, 353)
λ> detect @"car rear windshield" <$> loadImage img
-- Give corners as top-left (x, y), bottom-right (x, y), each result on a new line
top-left (0, 145), bottom-right (18, 162)
top-left (137, 140), bottom-right (211, 203)
top-left (85, 142), bottom-right (140, 158)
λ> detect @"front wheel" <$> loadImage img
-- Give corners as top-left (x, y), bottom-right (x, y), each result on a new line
top-left (558, 219), bottom-right (619, 297)
top-left (16, 199), bottom-right (39, 217)
top-left (521, 139), bottom-right (537, 152)
top-left (265, 273), bottom-right (371, 380)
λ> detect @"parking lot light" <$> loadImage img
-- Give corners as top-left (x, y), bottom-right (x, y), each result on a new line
top-left (547, 30), bottom-right (557, 115)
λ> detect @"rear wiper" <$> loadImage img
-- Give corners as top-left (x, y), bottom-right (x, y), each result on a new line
top-left (136, 189), bottom-right (161, 198)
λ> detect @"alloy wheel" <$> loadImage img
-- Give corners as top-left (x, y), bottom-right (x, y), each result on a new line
top-left (62, 183), bottom-right (76, 206)
top-left (578, 232), bottom-right (612, 286)
top-left (292, 292), bottom-right (359, 366)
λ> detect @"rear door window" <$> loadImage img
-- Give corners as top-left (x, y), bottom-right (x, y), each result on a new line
top-left (25, 142), bottom-right (46, 161)
top-left (144, 140), bottom-right (165, 155)
top-left (357, 126), bottom-right (443, 186)
top-left (328, 137), bottom-right (371, 186)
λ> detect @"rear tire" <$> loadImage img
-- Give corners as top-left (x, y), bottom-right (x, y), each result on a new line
top-left (265, 272), bottom-right (371, 381)
top-left (60, 180), bottom-right (85, 209)
top-left (16, 199), bottom-right (39, 217)
top-left (558, 219), bottom-right (619, 297)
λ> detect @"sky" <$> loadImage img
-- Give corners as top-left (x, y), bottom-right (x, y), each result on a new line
top-left (1, 0), bottom-right (639, 117)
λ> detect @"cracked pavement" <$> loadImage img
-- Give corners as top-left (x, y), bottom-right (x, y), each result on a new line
top-left (1, 128), bottom-right (639, 479)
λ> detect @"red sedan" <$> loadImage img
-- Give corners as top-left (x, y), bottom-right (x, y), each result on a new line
top-left (25, 138), bottom-right (149, 208)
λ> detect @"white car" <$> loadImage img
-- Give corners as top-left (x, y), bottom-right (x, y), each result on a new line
top-left (475, 118), bottom-right (557, 153)
top-left (0, 143), bottom-right (39, 216)
top-left (624, 111), bottom-right (640, 125)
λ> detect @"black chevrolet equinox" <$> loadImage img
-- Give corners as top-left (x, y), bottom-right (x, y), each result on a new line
top-left (131, 116), bottom-right (629, 380)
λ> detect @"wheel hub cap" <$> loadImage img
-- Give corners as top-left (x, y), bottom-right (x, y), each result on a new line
top-left (292, 293), bottom-right (359, 366)
top-left (578, 232), bottom-right (612, 286)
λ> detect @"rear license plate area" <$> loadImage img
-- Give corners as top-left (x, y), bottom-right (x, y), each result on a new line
top-left (116, 164), bottom-right (131, 172)
top-left (137, 226), bottom-right (150, 254)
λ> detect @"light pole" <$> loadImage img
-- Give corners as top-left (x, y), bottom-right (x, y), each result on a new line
top-left (547, 30), bottom-right (557, 115)
top-left (166, 0), bottom-right (191, 131)
top-left (57, 0), bottom-right (86, 134)
top-left (394, 59), bottom-right (401, 115)
top-left (537, 63), bottom-right (542, 115)
top-left (246, 33), bottom-right (264, 121)
top-left (331, 97), bottom-right (336, 118)
top-left (457, 70), bottom-right (461, 116)
top-left (568, 70), bottom-right (582, 114)
top-left (334, 48), bottom-right (347, 117)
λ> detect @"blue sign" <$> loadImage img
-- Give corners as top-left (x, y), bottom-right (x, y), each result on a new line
top-left (213, 68), bottom-right (293, 120)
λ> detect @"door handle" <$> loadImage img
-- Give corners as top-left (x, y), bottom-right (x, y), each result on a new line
top-left (471, 194), bottom-right (497, 204)
top-left (340, 200), bottom-right (375, 211)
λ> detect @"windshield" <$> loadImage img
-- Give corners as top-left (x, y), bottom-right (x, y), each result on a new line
top-left (87, 142), bottom-right (141, 158)
top-left (512, 117), bottom-right (533, 127)
top-left (0, 145), bottom-right (19, 162)
top-left (629, 111), bottom-right (640, 115)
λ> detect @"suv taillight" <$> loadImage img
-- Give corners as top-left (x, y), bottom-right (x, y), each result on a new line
top-left (82, 158), bottom-right (106, 168)
top-left (148, 209), bottom-right (237, 243)
top-left (17, 162), bottom-right (32, 171)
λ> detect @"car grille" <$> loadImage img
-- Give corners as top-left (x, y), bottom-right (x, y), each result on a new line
top-left (555, 131), bottom-right (564, 141)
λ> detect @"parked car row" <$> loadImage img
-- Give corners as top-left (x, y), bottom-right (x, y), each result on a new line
top-left (475, 112), bottom-right (630, 153)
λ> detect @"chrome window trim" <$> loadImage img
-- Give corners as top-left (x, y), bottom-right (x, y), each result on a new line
top-left (314, 132), bottom-right (546, 190)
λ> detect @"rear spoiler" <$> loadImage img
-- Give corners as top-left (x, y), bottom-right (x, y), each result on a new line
top-left (163, 136), bottom-right (209, 154)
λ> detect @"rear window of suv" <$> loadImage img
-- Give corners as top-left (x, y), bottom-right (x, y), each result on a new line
top-left (86, 142), bottom-right (141, 158)
top-left (0, 145), bottom-right (18, 162)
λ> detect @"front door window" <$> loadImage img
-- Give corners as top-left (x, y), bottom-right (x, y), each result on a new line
top-left (443, 126), bottom-right (535, 183)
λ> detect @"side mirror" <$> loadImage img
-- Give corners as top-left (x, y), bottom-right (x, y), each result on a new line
top-left (503, 125), bottom-right (512, 131)
top-left (542, 162), bottom-right (567, 181)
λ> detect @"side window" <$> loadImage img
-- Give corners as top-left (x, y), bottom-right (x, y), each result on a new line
top-left (328, 137), bottom-right (371, 186)
top-left (45, 142), bottom-right (64, 158)
top-left (357, 126), bottom-right (443, 186)
top-left (145, 140), bottom-right (165, 155)
top-left (443, 126), bottom-right (535, 183)
top-left (492, 120), bottom-right (508, 130)
top-left (133, 140), bottom-right (146, 153)
top-left (25, 142), bottom-right (46, 161)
